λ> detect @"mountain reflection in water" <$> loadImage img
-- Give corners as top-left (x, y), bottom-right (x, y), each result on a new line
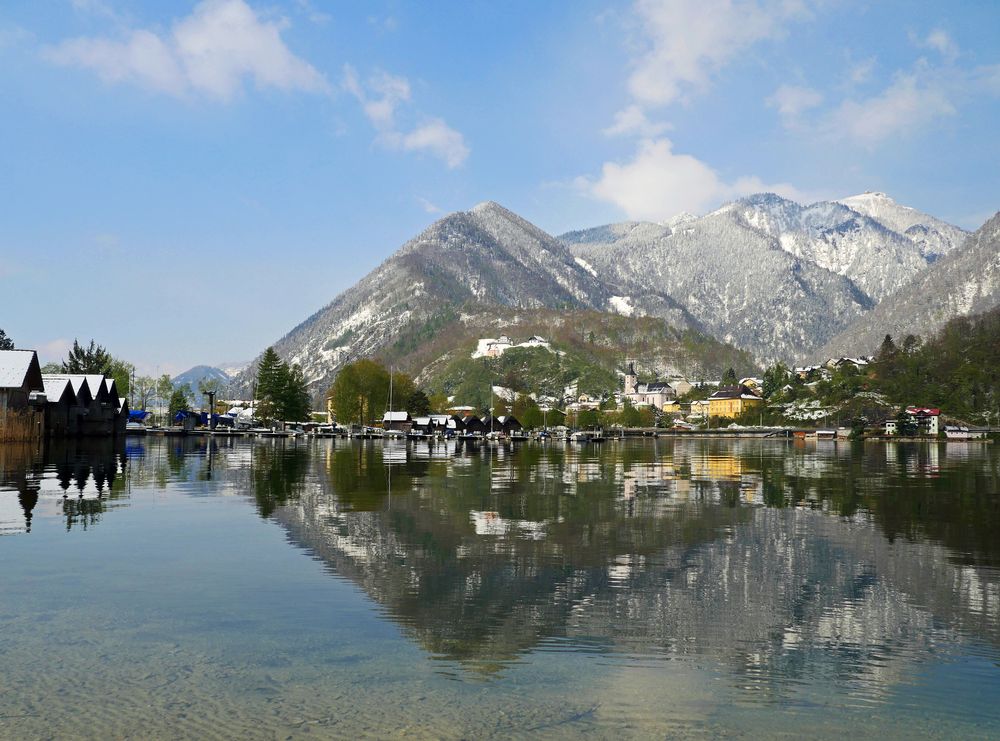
top-left (3, 436), bottom-right (998, 706)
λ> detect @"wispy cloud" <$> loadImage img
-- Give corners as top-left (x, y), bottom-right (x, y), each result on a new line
top-left (917, 28), bottom-right (959, 61)
top-left (766, 84), bottom-right (823, 123)
top-left (44, 0), bottom-right (330, 100)
top-left (824, 71), bottom-right (957, 146)
top-left (416, 196), bottom-right (443, 214)
top-left (626, 0), bottom-right (811, 107)
top-left (602, 104), bottom-right (670, 138)
top-left (344, 65), bottom-right (469, 168)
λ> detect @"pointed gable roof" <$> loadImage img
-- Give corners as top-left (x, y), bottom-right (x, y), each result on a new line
top-left (41, 376), bottom-right (75, 405)
top-left (0, 350), bottom-right (43, 392)
top-left (45, 375), bottom-right (94, 405)
top-left (85, 374), bottom-right (110, 402)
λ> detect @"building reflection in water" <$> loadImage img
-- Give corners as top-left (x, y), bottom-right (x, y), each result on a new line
top-left (260, 438), bottom-right (1000, 692)
top-left (4, 435), bottom-right (998, 699)
top-left (0, 438), bottom-right (128, 534)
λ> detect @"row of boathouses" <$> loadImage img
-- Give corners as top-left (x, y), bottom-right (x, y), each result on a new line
top-left (0, 350), bottom-right (128, 442)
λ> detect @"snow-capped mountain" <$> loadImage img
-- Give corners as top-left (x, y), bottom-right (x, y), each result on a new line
top-left (729, 193), bottom-right (931, 302)
top-left (562, 202), bottom-right (873, 364)
top-left (172, 365), bottom-right (230, 390)
top-left (240, 193), bottom-right (977, 392)
top-left (560, 192), bottom-right (968, 363)
top-left (837, 191), bottom-right (967, 262)
top-left (237, 202), bottom-right (701, 394)
top-left (819, 211), bottom-right (1000, 358)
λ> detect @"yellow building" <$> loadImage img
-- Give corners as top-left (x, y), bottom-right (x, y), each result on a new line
top-left (661, 400), bottom-right (682, 414)
top-left (708, 385), bottom-right (764, 419)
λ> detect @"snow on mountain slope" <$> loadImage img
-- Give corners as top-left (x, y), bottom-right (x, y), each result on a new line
top-left (819, 212), bottom-right (1000, 358)
top-left (560, 192), bottom-right (968, 362)
top-left (837, 192), bottom-right (967, 262)
top-left (731, 193), bottom-right (928, 302)
top-left (562, 206), bottom-right (873, 364)
top-left (235, 202), bottom-right (700, 395)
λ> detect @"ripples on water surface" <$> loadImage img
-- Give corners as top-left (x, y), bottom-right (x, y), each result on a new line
top-left (1, 437), bottom-right (999, 738)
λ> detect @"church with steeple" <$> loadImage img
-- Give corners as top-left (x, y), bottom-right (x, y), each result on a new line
top-left (622, 359), bottom-right (677, 409)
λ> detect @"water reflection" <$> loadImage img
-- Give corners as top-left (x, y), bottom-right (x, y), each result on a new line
top-left (255, 438), bottom-right (1000, 686)
top-left (0, 438), bottom-right (129, 534)
top-left (3, 436), bottom-right (999, 705)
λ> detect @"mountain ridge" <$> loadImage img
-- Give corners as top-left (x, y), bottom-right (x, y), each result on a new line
top-left (236, 192), bottom-right (978, 398)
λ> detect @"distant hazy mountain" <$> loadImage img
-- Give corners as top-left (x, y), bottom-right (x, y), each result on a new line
top-left (217, 359), bottom-right (250, 378)
top-left (819, 212), bottom-right (1000, 358)
top-left (172, 365), bottom-right (230, 390)
top-left (560, 192), bottom-right (967, 363)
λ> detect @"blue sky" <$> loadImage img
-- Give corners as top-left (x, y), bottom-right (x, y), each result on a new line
top-left (2, 0), bottom-right (998, 375)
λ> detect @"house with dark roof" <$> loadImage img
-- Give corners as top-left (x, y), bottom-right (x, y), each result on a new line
top-left (42, 374), bottom-right (122, 436)
top-left (41, 376), bottom-right (79, 437)
top-left (0, 350), bottom-right (46, 442)
top-left (708, 385), bottom-right (764, 419)
top-left (623, 361), bottom-right (676, 409)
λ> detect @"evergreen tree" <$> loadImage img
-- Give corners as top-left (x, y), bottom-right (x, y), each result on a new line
top-left (282, 364), bottom-right (312, 421)
top-left (405, 389), bottom-right (431, 416)
top-left (168, 388), bottom-right (189, 419)
top-left (0, 328), bottom-right (13, 350)
top-left (62, 339), bottom-right (113, 374)
top-left (722, 367), bottom-right (738, 386)
top-left (895, 408), bottom-right (918, 437)
top-left (877, 334), bottom-right (897, 361)
top-left (256, 348), bottom-right (285, 402)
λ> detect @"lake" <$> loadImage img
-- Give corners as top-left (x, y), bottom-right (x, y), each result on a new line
top-left (1, 436), bottom-right (999, 739)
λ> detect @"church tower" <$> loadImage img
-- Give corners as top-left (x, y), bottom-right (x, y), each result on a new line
top-left (624, 360), bottom-right (638, 396)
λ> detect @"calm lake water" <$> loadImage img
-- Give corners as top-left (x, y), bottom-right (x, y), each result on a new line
top-left (1, 436), bottom-right (999, 739)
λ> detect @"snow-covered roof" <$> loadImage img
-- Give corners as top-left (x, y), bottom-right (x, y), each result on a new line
top-left (383, 411), bottom-right (410, 422)
top-left (41, 376), bottom-right (73, 403)
top-left (45, 374), bottom-right (92, 400)
top-left (0, 350), bottom-right (39, 389)
top-left (85, 374), bottom-right (108, 398)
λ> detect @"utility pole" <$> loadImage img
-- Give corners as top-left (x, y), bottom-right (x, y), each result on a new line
top-left (203, 390), bottom-right (217, 430)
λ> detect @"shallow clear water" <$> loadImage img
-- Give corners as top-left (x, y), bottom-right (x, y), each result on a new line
top-left (1, 436), bottom-right (999, 739)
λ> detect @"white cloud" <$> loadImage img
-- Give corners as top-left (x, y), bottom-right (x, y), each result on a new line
top-left (825, 73), bottom-right (956, 145)
top-left (294, 0), bottom-right (332, 25)
top-left (586, 137), bottom-right (805, 220)
top-left (921, 29), bottom-right (959, 61)
top-left (767, 84), bottom-right (822, 121)
top-left (344, 65), bottom-right (469, 168)
top-left (603, 104), bottom-right (671, 137)
top-left (627, 0), bottom-right (809, 106)
top-left (353, 69), bottom-right (411, 128)
top-left (416, 196), bottom-right (443, 214)
top-left (44, 0), bottom-right (329, 101)
top-left (848, 56), bottom-right (876, 84)
top-left (37, 338), bottom-right (73, 364)
top-left (384, 119), bottom-right (469, 169)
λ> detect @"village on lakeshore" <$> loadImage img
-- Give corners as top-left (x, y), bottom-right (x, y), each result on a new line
top-left (1, 329), bottom-right (994, 444)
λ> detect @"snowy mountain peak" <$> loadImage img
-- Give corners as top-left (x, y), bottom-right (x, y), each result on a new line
top-left (836, 192), bottom-right (966, 261)
top-left (665, 211), bottom-right (697, 228)
top-left (470, 200), bottom-right (513, 217)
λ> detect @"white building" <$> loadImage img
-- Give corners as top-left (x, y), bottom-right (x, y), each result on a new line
top-left (623, 361), bottom-right (676, 409)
